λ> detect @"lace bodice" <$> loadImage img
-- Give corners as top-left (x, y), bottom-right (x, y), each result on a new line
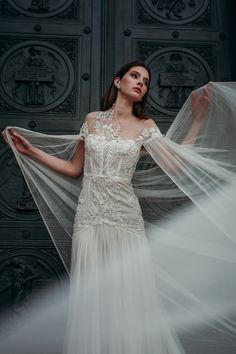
top-left (74, 110), bottom-right (162, 232)
top-left (80, 110), bottom-right (162, 179)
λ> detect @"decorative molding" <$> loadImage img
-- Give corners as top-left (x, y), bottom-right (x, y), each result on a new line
top-left (136, 44), bottom-right (214, 116)
top-left (0, 248), bottom-right (65, 319)
top-left (0, 39), bottom-right (77, 114)
top-left (191, 0), bottom-right (212, 27)
top-left (1, 0), bottom-right (80, 19)
top-left (101, 0), bottom-right (117, 93)
top-left (137, 0), bottom-right (210, 25)
top-left (0, 146), bottom-right (40, 220)
top-left (137, 41), bottom-right (216, 71)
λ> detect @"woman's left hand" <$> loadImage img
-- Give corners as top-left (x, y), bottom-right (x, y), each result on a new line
top-left (191, 82), bottom-right (211, 122)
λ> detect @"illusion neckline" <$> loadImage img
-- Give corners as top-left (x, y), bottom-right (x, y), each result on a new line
top-left (85, 132), bottom-right (143, 146)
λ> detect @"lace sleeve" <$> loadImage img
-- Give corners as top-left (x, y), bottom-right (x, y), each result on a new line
top-left (79, 121), bottom-right (89, 140)
top-left (79, 112), bottom-right (101, 139)
top-left (141, 126), bottom-right (164, 145)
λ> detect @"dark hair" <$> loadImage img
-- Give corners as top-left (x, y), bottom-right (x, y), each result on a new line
top-left (100, 60), bottom-right (151, 119)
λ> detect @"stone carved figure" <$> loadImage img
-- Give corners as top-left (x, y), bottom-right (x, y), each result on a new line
top-left (152, 0), bottom-right (196, 18)
top-left (2, 41), bottom-right (72, 112)
top-left (163, 53), bottom-right (193, 108)
top-left (24, 47), bottom-right (46, 105)
top-left (0, 258), bottom-right (39, 316)
top-left (13, 46), bottom-right (55, 106)
top-left (156, 52), bottom-right (200, 109)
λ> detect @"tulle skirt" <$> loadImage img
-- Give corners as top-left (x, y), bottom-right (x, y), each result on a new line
top-left (63, 223), bottom-right (185, 354)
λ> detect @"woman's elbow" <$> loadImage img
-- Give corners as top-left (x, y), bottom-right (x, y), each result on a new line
top-left (65, 162), bottom-right (84, 179)
top-left (68, 154), bottom-right (85, 179)
top-left (69, 167), bottom-right (83, 179)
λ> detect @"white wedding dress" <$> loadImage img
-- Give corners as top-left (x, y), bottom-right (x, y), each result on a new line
top-left (2, 82), bottom-right (236, 353)
top-left (64, 110), bottom-right (185, 354)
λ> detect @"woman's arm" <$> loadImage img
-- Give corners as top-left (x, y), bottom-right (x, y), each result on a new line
top-left (143, 85), bottom-right (210, 174)
top-left (142, 119), bottom-right (180, 175)
top-left (6, 129), bottom-right (85, 179)
top-left (182, 85), bottom-right (210, 144)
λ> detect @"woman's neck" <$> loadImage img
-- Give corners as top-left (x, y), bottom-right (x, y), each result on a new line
top-left (112, 96), bottom-right (133, 118)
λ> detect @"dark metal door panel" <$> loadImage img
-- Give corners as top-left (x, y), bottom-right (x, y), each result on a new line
top-left (108, 0), bottom-right (234, 132)
top-left (0, 0), bottom-right (102, 317)
top-left (0, 0), bottom-right (102, 132)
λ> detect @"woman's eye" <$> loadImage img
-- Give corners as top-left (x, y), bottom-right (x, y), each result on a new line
top-left (131, 73), bottom-right (138, 78)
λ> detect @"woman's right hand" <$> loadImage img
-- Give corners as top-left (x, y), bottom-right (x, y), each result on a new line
top-left (7, 129), bottom-right (34, 156)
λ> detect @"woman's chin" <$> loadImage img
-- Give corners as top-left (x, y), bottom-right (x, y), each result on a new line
top-left (128, 94), bottom-right (142, 103)
top-left (120, 91), bottom-right (142, 104)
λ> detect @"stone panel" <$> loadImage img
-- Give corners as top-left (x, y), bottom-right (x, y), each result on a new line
top-left (136, 42), bottom-right (214, 117)
top-left (0, 145), bottom-right (40, 220)
top-left (0, 40), bottom-right (75, 114)
top-left (1, 0), bottom-right (80, 19)
top-left (137, 0), bottom-right (211, 26)
top-left (0, 246), bottom-right (65, 321)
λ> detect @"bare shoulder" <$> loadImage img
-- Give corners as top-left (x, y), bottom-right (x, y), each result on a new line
top-left (84, 111), bottom-right (100, 122)
top-left (141, 118), bottom-right (158, 129)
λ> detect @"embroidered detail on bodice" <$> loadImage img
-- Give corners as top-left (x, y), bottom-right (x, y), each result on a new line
top-left (95, 110), bottom-right (121, 140)
top-left (74, 174), bottom-right (145, 232)
top-left (74, 111), bottom-right (162, 232)
top-left (80, 111), bottom-right (162, 145)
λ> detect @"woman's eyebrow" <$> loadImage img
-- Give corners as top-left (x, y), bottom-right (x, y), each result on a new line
top-left (131, 70), bottom-right (149, 81)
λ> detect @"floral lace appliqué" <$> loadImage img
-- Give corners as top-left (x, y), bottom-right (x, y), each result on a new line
top-left (79, 121), bottom-right (89, 139)
top-left (95, 111), bottom-right (121, 141)
top-left (74, 174), bottom-right (144, 232)
top-left (75, 111), bottom-right (163, 233)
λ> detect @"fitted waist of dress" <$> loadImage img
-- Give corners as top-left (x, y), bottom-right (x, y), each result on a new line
top-left (84, 172), bottom-right (131, 183)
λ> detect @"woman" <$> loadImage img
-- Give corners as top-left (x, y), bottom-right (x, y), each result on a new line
top-left (3, 61), bottom-right (236, 353)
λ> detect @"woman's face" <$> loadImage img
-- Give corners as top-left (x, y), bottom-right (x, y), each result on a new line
top-left (114, 66), bottom-right (150, 102)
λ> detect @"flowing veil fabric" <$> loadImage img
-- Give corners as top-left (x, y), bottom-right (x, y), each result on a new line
top-left (2, 82), bottom-right (236, 350)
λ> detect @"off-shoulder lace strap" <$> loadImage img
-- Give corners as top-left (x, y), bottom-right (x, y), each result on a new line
top-left (79, 112), bottom-right (163, 144)
top-left (79, 111), bottom-right (116, 140)
top-left (79, 121), bottom-right (89, 139)
top-left (80, 112), bottom-right (101, 138)
top-left (140, 126), bottom-right (163, 144)
top-left (79, 111), bottom-right (103, 139)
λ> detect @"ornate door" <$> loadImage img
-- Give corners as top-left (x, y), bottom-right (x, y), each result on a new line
top-left (106, 0), bottom-right (235, 132)
top-left (0, 0), bottom-right (102, 321)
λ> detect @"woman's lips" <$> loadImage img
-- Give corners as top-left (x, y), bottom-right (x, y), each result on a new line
top-left (133, 87), bottom-right (141, 94)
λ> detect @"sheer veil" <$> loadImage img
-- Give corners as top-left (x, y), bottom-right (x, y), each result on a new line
top-left (2, 81), bottom-right (236, 343)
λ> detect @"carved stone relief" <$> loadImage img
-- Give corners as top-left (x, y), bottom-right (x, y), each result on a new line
top-left (143, 47), bottom-right (213, 116)
top-left (0, 249), bottom-right (63, 321)
top-left (6, 0), bottom-right (74, 17)
top-left (0, 40), bottom-right (75, 113)
top-left (138, 0), bottom-right (210, 24)
top-left (0, 146), bottom-right (39, 220)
